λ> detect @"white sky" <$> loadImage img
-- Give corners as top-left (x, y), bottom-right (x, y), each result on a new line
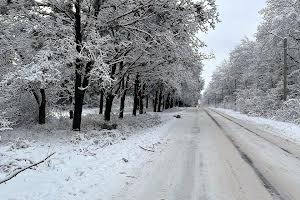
top-left (198, 0), bottom-right (266, 91)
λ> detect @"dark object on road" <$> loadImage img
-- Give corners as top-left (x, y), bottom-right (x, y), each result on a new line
top-left (122, 158), bottom-right (129, 163)
top-left (174, 115), bottom-right (181, 118)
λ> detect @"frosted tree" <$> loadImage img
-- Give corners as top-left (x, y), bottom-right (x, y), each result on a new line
top-left (87, 0), bottom-right (219, 121)
top-left (203, 0), bottom-right (300, 123)
top-left (0, 0), bottom-right (219, 129)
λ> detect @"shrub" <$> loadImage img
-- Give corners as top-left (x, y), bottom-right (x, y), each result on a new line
top-left (236, 88), bottom-right (280, 117)
top-left (275, 99), bottom-right (300, 124)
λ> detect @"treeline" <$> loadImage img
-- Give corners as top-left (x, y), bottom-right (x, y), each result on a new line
top-left (203, 0), bottom-right (300, 124)
top-left (0, 0), bottom-right (219, 130)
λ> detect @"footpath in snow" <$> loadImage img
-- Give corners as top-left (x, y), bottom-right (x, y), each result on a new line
top-left (0, 109), bottom-right (184, 200)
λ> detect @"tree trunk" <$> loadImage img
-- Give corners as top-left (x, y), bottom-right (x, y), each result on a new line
top-left (73, 61), bottom-right (93, 130)
top-left (146, 95), bottom-right (149, 109)
top-left (32, 89), bottom-right (46, 124)
top-left (165, 93), bottom-right (170, 109)
top-left (69, 110), bottom-right (74, 119)
top-left (72, 0), bottom-right (84, 131)
top-left (170, 97), bottom-right (174, 108)
top-left (104, 62), bottom-right (117, 121)
top-left (153, 91), bottom-right (158, 112)
top-left (162, 95), bottom-right (165, 111)
top-left (99, 89), bottom-right (104, 114)
top-left (119, 91), bottom-right (126, 119)
top-left (139, 84), bottom-right (144, 114)
top-left (73, 82), bottom-right (84, 131)
top-left (221, 88), bottom-right (224, 101)
top-left (95, 0), bottom-right (106, 116)
top-left (119, 76), bottom-right (129, 119)
top-left (158, 89), bottom-right (162, 112)
top-left (37, 89), bottom-right (46, 124)
top-left (132, 74), bottom-right (139, 116)
top-left (283, 38), bottom-right (288, 101)
top-left (104, 94), bottom-right (114, 121)
top-left (93, 0), bottom-right (103, 17)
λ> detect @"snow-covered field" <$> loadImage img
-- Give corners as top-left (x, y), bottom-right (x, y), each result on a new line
top-left (215, 108), bottom-right (300, 145)
top-left (0, 109), bottom-right (184, 200)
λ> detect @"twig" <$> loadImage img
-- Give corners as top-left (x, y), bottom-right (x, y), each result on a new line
top-left (0, 153), bottom-right (56, 185)
top-left (126, 175), bottom-right (137, 179)
top-left (15, 158), bottom-right (34, 165)
top-left (139, 145), bottom-right (155, 152)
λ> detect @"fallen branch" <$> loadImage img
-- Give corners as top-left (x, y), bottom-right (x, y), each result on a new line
top-left (0, 152), bottom-right (56, 185)
top-left (139, 145), bottom-right (155, 152)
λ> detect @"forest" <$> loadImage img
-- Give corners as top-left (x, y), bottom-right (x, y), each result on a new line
top-left (0, 0), bottom-right (218, 131)
top-left (203, 0), bottom-right (300, 124)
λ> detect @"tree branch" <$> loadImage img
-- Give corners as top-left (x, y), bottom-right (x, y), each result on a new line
top-left (0, 153), bottom-right (56, 185)
top-left (139, 145), bottom-right (155, 152)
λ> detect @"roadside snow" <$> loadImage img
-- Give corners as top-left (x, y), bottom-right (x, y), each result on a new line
top-left (215, 108), bottom-right (300, 145)
top-left (0, 109), bottom-right (183, 200)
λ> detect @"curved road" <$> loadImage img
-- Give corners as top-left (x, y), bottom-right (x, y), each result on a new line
top-left (113, 108), bottom-right (300, 200)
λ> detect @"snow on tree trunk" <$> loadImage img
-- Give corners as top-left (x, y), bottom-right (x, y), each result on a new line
top-left (72, 0), bottom-right (84, 131)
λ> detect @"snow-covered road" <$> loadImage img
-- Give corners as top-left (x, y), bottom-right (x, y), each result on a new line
top-left (113, 108), bottom-right (300, 200)
top-left (208, 109), bottom-right (300, 200)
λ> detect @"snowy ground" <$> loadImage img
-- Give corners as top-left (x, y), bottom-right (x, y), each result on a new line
top-left (0, 108), bottom-right (184, 200)
top-left (2, 107), bottom-right (300, 200)
top-left (214, 108), bottom-right (300, 145)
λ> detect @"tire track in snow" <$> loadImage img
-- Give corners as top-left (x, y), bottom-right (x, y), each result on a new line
top-left (204, 109), bottom-right (285, 200)
top-left (209, 109), bottom-right (299, 160)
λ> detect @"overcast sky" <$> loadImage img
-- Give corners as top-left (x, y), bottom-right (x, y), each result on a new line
top-left (198, 0), bottom-right (266, 91)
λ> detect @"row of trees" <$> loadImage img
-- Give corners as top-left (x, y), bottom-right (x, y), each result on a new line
top-left (203, 0), bottom-right (300, 123)
top-left (0, 0), bottom-right (219, 130)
